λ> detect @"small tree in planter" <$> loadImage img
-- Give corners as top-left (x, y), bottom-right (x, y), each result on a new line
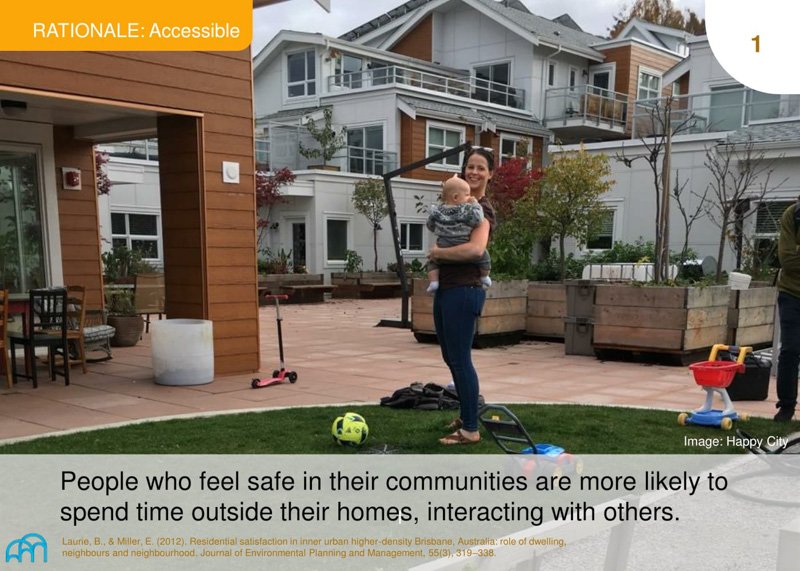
top-left (521, 147), bottom-right (613, 281)
top-left (352, 178), bottom-right (388, 271)
top-left (298, 107), bottom-right (347, 169)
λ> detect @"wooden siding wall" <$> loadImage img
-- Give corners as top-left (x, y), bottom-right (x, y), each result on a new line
top-left (157, 116), bottom-right (206, 321)
top-left (391, 15), bottom-right (433, 61)
top-left (0, 51), bottom-right (258, 375)
top-left (599, 44), bottom-right (680, 132)
top-left (53, 127), bottom-right (104, 310)
top-left (400, 115), bottom-right (474, 181)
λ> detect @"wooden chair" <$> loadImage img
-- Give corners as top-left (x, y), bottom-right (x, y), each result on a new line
top-left (57, 286), bottom-right (88, 374)
top-left (134, 273), bottom-right (165, 334)
top-left (0, 289), bottom-right (12, 389)
top-left (9, 288), bottom-right (70, 388)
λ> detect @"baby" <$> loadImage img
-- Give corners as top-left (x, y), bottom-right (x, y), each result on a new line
top-left (426, 175), bottom-right (492, 293)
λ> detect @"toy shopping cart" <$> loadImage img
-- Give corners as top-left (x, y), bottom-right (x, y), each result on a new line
top-left (678, 344), bottom-right (752, 430)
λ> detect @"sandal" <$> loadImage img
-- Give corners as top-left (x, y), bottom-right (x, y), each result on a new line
top-left (446, 418), bottom-right (463, 431)
top-left (439, 430), bottom-right (480, 446)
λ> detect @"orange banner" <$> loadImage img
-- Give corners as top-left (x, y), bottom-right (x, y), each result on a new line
top-left (1, 0), bottom-right (251, 51)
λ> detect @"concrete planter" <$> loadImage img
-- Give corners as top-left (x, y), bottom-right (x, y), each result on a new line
top-left (411, 278), bottom-right (528, 348)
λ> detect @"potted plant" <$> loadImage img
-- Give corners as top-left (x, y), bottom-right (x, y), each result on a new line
top-left (298, 107), bottom-right (347, 170)
top-left (105, 289), bottom-right (144, 347)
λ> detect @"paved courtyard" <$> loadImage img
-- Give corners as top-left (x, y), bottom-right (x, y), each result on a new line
top-left (0, 298), bottom-right (781, 442)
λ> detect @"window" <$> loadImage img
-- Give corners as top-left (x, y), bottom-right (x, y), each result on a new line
top-left (326, 218), bottom-right (349, 262)
top-left (426, 123), bottom-right (464, 169)
top-left (335, 54), bottom-right (363, 88)
top-left (347, 125), bottom-right (384, 174)
top-left (500, 136), bottom-right (527, 164)
top-left (0, 148), bottom-right (46, 293)
top-left (752, 201), bottom-right (793, 269)
top-left (709, 85), bottom-right (745, 131)
top-left (586, 210), bottom-right (615, 250)
top-left (637, 68), bottom-right (661, 101)
top-left (111, 212), bottom-right (160, 260)
top-left (755, 201), bottom-right (793, 235)
top-left (287, 49), bottom-right (316, 98)
top-left (569, 67), bottom-right (578, 89)
top-left (400, 222), bottom-right (424, 253)
top-left (474, 62), bottom-right (512, 105)
top-left (747, 90), bottom-right (780, 122)
top-left (547, 63), bottom-right (555, 87)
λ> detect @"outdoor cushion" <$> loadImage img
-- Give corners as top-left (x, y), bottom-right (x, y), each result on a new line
top-left (83, 324), bottom-right (115, 343)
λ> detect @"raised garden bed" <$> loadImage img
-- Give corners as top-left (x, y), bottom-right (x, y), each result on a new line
top-left (258, 273), bottom-right (329, 304)
top-left (411, 278), bottom-right (528, 348)
top-left (727, 286), bottom-right (776, 348)
top-left (331, 272), bottom-right (402, 299)
top-left (593, 284), bottom-right (731, 362)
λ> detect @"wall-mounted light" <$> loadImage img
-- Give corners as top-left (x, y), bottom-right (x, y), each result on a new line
top-left (0, 99), bottom-right (28, 118)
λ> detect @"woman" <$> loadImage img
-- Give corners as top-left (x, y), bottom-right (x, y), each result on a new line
top-left (428, 147), bottom-right (496, 445)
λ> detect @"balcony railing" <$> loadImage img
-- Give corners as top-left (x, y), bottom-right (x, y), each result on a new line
top-left (631, 87), bottom-right (800, 138)
top-left (255, 135), bottom-right (397, 175)
top-left (327, 65), bottom-right (525, 110)
top-left (544, 85), bottom-right (628, 130)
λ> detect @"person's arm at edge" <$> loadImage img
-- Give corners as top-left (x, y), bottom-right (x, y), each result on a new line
top-left (779, 205), bottom-right (800, 274)
top-left (429, 219), bottom-right (489, 262)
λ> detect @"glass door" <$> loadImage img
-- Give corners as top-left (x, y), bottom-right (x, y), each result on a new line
top-left (0, 148), bottom-right (46, 293)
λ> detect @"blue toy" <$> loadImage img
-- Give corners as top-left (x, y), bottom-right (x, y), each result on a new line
top-left (479, 404), bottom-right (581, 477)
top-left (678, 344), bottom-right (752, 430)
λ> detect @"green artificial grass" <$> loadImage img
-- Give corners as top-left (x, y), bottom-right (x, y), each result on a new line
top-left (1, 404), bottom-right (797, 454)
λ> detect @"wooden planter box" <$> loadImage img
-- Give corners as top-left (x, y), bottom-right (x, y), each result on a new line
top-left (525, 282), bottom-right (566, 339)
top-left (727, 286), bottom-right (776, 347)
top-left (258, 273), bottom-right (328, 304)
top-left (593, 284), bottom-right (730, 355)
top-left (411, 278), bottom-right (528, 347)
top-left (331, 272), bottom-right (402, 299)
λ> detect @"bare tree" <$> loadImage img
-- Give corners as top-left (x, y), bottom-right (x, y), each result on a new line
top-left (671, 169), bottom-right (707, 266)
top-left (617, 96), bottom-right (698, 282)
top-left (703, 134), bottom-right (787, 283)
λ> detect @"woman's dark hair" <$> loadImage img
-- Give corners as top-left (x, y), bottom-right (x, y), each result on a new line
top-left (460, 146), bottom-right (494, 177)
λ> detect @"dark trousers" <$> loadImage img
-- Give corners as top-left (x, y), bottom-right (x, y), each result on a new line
top-left (433, 286), bottom-right (486, 432)
top-left (777, 291), bottom-right (800, 411)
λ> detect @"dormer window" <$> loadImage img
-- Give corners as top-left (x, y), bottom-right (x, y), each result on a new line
top-left (287, 49), bottom-right (316, 98)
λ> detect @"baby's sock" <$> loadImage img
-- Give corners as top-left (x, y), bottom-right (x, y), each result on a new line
top-left (480, 276), bottom-right (492, 287)
top-left (426, 281), bottom-right (439, 293)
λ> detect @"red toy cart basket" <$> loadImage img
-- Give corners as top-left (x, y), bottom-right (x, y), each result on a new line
top-left (688, 344), bottom-right (750, 388)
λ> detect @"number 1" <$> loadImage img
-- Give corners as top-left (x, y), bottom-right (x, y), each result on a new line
top-left (752, 34), bottom-right (760, 52)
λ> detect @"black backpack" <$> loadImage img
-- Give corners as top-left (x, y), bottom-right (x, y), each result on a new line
top-left (380, 382), bottom-right (483, 411)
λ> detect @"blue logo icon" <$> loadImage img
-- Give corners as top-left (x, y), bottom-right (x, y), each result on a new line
top-left (5, 533), bottom-right (48, 563)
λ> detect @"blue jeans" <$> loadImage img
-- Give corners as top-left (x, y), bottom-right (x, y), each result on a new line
top-left (777, 291), bottom-right (800, 411)
top-left (433, 286), bottom-right (486, 432)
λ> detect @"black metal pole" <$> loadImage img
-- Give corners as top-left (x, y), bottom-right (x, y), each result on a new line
top-left (379, 143), bottom-right (472, 328)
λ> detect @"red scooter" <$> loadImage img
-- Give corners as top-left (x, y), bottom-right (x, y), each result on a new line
top-left (251, 294), bottom-right (298, 388)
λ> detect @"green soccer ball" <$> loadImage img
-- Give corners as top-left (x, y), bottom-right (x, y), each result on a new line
top-left (331, 412), bottom-right (369, 447)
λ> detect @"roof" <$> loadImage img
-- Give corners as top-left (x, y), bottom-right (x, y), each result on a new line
top-left (397, 94), bottom-right (549, 136)
top-left (253, 30), bottom-right (467, 76)
top-left (725, 122), bottom-right (800, 147)
top-left (472, 0), bottom-right (603, 57)
top-left (341, 0), bottom-right (605, 61)
top-left (614, 17), bottom-right (694, 52)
